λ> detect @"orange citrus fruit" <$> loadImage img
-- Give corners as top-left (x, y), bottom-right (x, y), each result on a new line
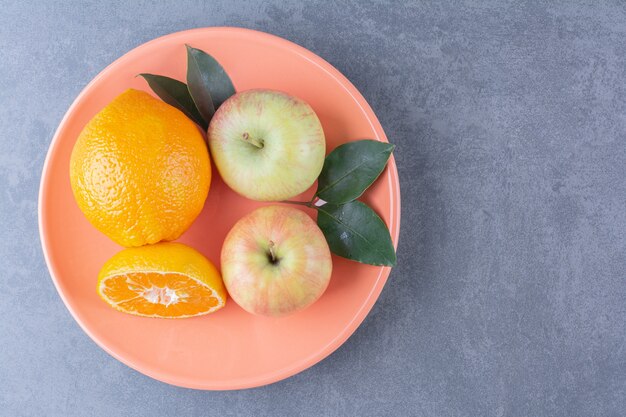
top-left (97, 243), bottom-right (226, 318)
top-left (69, 88), bottom-right (210, 247)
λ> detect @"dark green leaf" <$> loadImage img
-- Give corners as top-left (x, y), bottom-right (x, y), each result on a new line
top-left (185, 45), bottom-right (236, 111)
top-left (316, 140), bottom-right (395, 204)
top-left (186, 45), bottom-right (216, 122)
top-left (317, 200), bottom-right (396, 266)
top-left (138, 73), bottom-right (207, 130)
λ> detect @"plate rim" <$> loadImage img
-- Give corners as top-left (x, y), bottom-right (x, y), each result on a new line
top-left (38, 26), bottom-right (401, 390)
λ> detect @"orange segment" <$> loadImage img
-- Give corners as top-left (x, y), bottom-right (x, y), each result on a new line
top-left (97, 243), bottom-right (226, 318)
top-left (99, 272), bottom-right (222, 318)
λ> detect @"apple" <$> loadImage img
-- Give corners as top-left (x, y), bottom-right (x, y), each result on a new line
top-left (207, 89), bottom-right (326, 201)
top-left (221, 205), bottom-right (332, 317)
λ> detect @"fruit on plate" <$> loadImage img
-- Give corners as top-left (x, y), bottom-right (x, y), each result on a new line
top-left (69, 89), bottom-right (210, 247)
top-left (97, 242), bottom-right (226, 318)
top-left (207, 89), bottom-right (325, 201)
top-left (221, 205), bottom-right (332, 317)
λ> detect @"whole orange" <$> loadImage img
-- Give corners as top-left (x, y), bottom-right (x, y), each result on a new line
top-left (69, 89), bottom-right (210, 247)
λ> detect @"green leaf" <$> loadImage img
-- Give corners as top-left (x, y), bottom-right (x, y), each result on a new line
top-left (317, 200), bottom-right (396, 266)
top-left (186, 45), bottom-right (216, 122)
top-left (316, 140), bottom-right (395, 204)
top-left (138, 73), bottom-right (207, 130)
top-left (185, 45), bottom-right (236, 111)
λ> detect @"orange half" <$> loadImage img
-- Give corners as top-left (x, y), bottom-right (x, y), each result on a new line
top-left (97, 243), bottom-right (226, 318)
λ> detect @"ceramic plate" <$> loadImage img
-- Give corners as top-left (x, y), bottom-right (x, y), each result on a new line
top-left (39, 27), bottom-right (400, 390)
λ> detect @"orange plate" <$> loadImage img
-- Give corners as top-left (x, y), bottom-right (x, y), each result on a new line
top-left (39, 27), bottom-right (401, 390)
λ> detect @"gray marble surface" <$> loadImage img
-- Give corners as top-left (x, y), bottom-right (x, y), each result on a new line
top-left (1, 1), bottom-right (625, 416)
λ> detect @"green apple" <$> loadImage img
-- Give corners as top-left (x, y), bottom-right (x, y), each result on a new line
top-left (221, 205), bottom-right (332, 317)
top-left (207, 89), bottom-right (325, 201)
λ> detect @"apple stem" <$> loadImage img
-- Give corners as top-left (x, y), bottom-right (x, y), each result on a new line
top-left (268, 240), bottom-right (277, 263)
top-left (242, 132), bottom-right (264, 149)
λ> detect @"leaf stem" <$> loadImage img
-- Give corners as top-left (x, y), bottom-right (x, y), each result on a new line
top-left (281, 200), bottom-right (314, 208)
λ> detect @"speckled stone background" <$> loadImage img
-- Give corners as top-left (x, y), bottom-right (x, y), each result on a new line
top-left (1, 1), bottom-right (625, 416)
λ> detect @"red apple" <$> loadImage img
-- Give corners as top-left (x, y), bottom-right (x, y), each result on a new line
top-left (221, 205), bottom-right (332, 317)
top-left (207, 89), bottom-right (326, 201)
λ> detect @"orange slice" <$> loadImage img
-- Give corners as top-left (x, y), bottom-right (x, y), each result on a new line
top-left (97, 243), bottom-right (226, 318)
